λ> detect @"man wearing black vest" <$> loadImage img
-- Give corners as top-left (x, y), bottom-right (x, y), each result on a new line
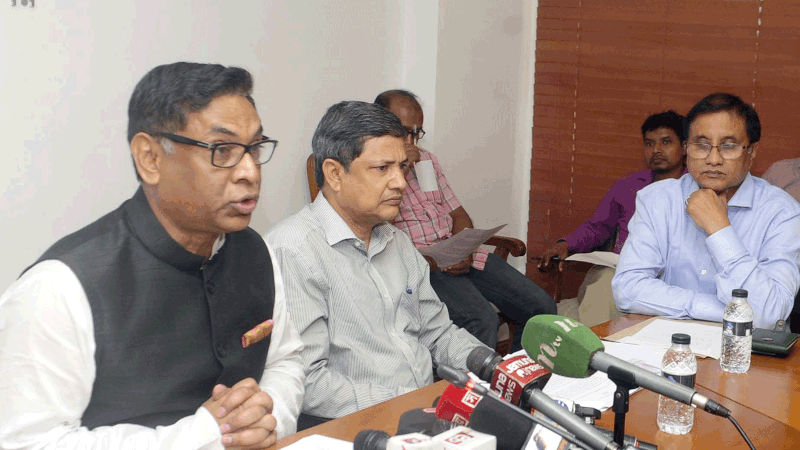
top-left (0, 63), bottom-right (304, 449)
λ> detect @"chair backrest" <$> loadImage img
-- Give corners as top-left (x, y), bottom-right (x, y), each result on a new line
top-left (307, 154), bottom-right (320, 201)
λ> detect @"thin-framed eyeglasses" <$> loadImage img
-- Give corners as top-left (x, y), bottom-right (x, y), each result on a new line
top-left (154, 132), bottom-right (278, 168)
top-left (685, 141), bottom-right (751, 160)
top-left (405, 126), bottom-right (426, 145)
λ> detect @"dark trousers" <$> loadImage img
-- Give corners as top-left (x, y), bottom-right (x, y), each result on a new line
top-left (429, 253), bottom-right (557, 352)
top-left (790, 289), bottom-right (800, 334)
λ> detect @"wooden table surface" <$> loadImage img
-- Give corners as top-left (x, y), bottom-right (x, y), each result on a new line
top-left (593, 314), bottom-right (800, 432)
top-left (274, 314), bottom-right (800, 449)
top-left (277, 381), bottom-right (446, 448)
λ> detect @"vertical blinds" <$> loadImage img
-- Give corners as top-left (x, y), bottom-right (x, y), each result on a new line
top-left (525, 0), bottom-right (800, 293)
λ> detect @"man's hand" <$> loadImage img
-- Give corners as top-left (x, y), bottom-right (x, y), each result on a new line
top-left (538, 241), bottom-right (569, 272)
top-left (442, 255), bottom-right (471, 275)
top-left (404, 143), bottom-right (422, 173)
top-left (202, 378), bottom-right (278, 449)
top-left (686, 188), bottom-right (731, 236)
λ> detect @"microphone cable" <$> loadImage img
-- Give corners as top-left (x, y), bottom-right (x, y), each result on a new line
top-left (727, 414), bottom-right (756, 450)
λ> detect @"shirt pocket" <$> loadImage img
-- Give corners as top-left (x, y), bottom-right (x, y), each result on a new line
top-left (399, 287), bottom-right (422, 337)
top-left (425, 189), bottom-right (444, 205)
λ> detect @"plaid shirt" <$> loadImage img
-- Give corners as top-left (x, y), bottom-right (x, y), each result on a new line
top-left (393, 149), bottom-right (489, 270)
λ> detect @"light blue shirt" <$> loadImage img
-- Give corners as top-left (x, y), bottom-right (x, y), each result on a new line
top-left (612, 173), bottom-right (800, 329)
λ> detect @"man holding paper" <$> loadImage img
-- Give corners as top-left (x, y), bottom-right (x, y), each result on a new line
top-left (612, 93), bottom-right (800, 329)
top-left (375, 89), bottom-right (555, 351)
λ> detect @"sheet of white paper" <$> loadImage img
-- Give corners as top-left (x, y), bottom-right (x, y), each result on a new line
top-left (617, 318), bottom-right (723, 359)
top-left (602, 341), bottom-right (666, 372)
top-left (494, 345), bottom-right (660, 411)
top-left (564, 251), bottom-right (620, 269)
top-left (419, 225), bottom-right (506, 268)
top-left (415, 160), bottom-right (438, 192)
top-left (280, 435), bottom-right (354, 450)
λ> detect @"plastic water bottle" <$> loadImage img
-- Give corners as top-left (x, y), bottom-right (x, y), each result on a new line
top-left (657, 333), bottom-right (696, 434)
top-left (720, 289), bottom-right (753, 373)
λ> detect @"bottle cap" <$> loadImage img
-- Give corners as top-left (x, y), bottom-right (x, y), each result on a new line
top-left (732, 289), bottom-right (748, 298)
top-left (671, 333), bottom-right (691, 345)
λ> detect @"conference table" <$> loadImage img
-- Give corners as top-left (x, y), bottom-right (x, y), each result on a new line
top-left (275, 314), bottom-right (800, 449)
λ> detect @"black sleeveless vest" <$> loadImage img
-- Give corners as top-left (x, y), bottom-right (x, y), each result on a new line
top-left (27, 188), bottom-right (275, 429)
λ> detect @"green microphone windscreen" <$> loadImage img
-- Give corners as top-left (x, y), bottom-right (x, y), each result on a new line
top-left (521, 315), bottom-right (605, 378)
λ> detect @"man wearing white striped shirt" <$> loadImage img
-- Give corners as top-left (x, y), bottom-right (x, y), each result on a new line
top-left (266, 101), bottom-right (488, 425)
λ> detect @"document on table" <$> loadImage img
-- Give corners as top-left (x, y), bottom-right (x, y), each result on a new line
top-left (609, 317), bottom-right (723, 359)
top-left (490, 345), bottom-right (662, 411)
top-left (540, 342), bottom-right (664, 411)
top-left (564, 251), bottom-right (620, 269)
top-left (280, 435), bottom-right (353, 450)
top-left (418, 224), bottom-right (506, 268)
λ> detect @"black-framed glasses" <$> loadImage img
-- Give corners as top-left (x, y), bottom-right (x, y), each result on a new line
top-left (686, 141), bottom-right (750, 160)
top-left (155, 132), bottom-right (278, 168)
top-left (405, 127), bottom-right (426, 145)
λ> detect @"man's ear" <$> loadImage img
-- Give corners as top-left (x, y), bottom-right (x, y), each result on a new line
top-left (322, 158), bottom-right (345, 193)
top-left (131, 132), bottom-right (162, 186)
top-left (748, 142), bottom-right (759, 164)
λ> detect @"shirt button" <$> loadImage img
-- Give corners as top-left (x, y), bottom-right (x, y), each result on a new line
top-left (216, 345), bottom-right (227, 358)
top-left (701, 270), bottom-right (707, 275)
top-left (206, 282), bottom-right (216, 294)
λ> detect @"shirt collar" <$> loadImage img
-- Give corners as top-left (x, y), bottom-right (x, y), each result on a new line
top-left (646, 166), bottom-right (688, 182)
top-left (311, 193), bottom-right (395, 248)
top-left (209, 234), bottom-right (226, 260)
top-left (727, 173), bottom-right (755, 208)
top-left (686, 172), bottom-right (755, 208)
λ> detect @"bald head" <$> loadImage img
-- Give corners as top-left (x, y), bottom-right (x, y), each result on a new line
top-left (374, 90), bottom-right (424, 136)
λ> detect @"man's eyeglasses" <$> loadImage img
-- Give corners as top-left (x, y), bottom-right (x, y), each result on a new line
top-left (686, 141), bottom-right (750, 160)
top-left (154, 133), bottom-right (278, 168)
top-left (405, 127), bottom-right (426, 145)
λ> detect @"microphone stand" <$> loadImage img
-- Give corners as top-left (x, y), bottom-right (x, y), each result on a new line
top-left (606, 366), bottom-right (636, 448)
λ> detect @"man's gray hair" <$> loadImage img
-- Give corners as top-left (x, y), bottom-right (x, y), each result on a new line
top-left (312, 101), bottom-right (407, 187)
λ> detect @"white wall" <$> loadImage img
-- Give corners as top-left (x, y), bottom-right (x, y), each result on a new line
top-left (0, 0), bottom-right (409, 289)
top-left (0, 0), bottom-right (536, 290)
top-left (432, 0), bottom-right (536, 271)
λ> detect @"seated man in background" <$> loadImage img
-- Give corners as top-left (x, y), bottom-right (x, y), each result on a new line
top-left (375, 89), bottom-right (556, 352)
top-left (762, 155), bottom-right (800, 331)
top-left (0, 62), bottom-right (304, 449)
top-left (267, 101), bottom-right (487, 424)
top-left (538, 111), bottom-right (686, 326)
top-left (613, 93), bottom-right (800, 329)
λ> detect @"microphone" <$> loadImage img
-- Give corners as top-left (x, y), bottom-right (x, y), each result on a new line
top-left (397, 407), bottom-right (441, 436)
top-left (521, 315), bottom-right (731, 418)
top-left (435, 384), bottom-right (482, 426)
top-left (467, 389), bottom-right (541, 450)
top-left (467, 387), bottom-right (655, 450)
top-left (467, 347), bottom-right (551, 411)
top-left (550, 398), bottom-right (602, 423)
top-left (354, 431), bottom-right (442, 450)
top-left (434, 382), bottom-right (535, 450)
top-left (432, 426), bottom-right (496, 450)
top-left (467, 348), bottom-right (641, 450)
top-left (355, 428), bottom-right (496, 450)
top-left (437, 365), bottom-right (620, 450)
